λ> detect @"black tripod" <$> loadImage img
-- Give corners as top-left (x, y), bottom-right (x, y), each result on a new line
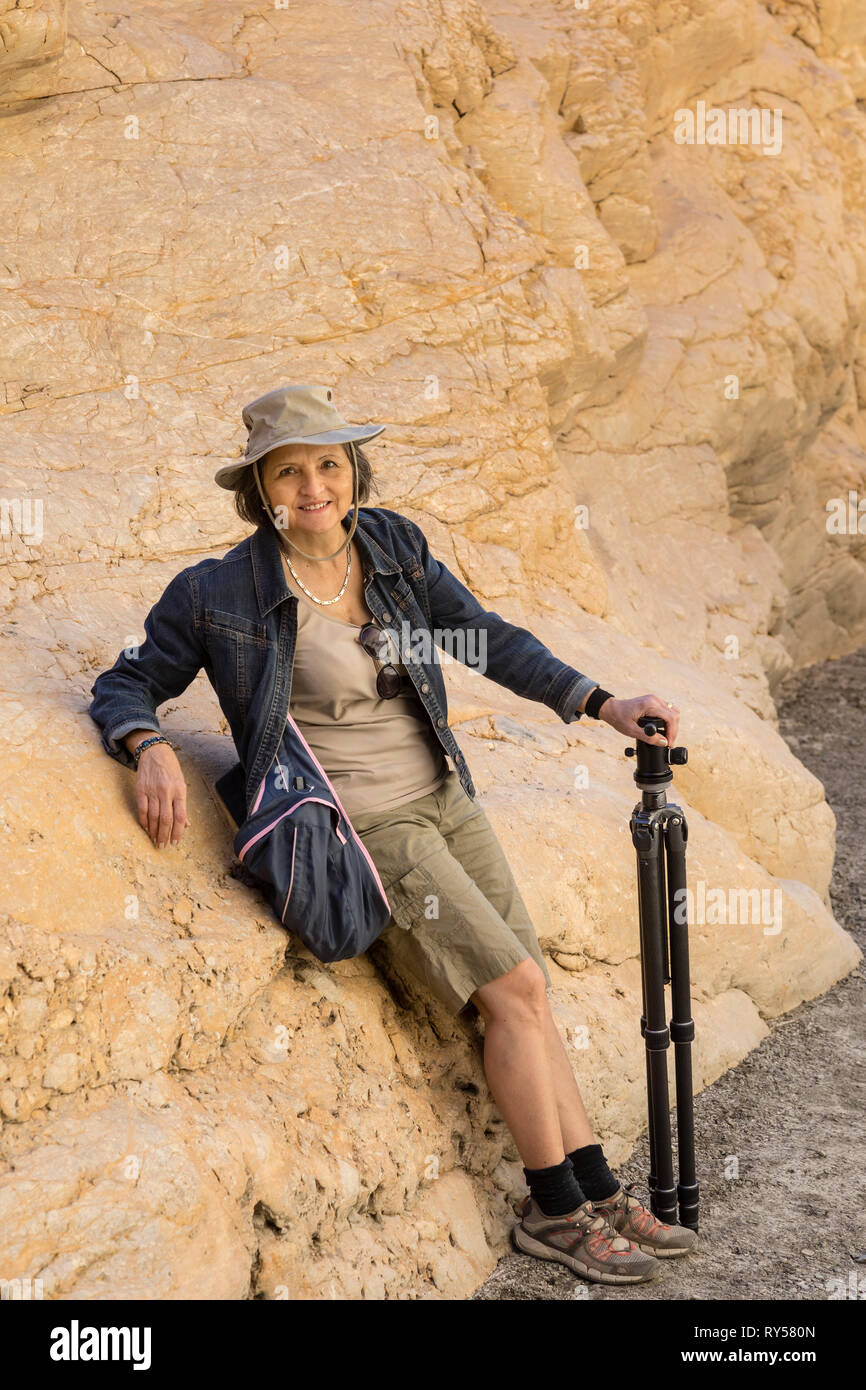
top-left (625, 715), bottom-right (699, 1231)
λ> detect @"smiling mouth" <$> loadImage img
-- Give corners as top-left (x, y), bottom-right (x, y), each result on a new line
top-left (298, 501), bottom-right (331, 512)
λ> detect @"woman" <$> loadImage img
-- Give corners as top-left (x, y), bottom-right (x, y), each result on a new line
top-left (89, 384), bottom-right (696, 1287)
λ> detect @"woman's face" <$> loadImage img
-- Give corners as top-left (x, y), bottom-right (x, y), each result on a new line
top-left (262, 441), bottom-right (354, 538)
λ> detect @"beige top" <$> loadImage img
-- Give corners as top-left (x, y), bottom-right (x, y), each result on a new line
top-left (284, 564), bottom-right (448, 819)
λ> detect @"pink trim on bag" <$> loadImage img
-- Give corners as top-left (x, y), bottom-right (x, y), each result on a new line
top-left (281, 826), bottom-right (298, 923)
top-left (238, 796), bottom-right (338, 861)
top-left (285, 711), bottom-right (391, 911)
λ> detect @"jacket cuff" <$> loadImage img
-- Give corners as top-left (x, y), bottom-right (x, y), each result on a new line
top-left (555, 674), bottom-right (601, 725)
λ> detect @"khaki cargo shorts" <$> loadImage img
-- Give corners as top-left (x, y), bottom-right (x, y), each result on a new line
top-left (350, 769), bottom-right (552, 1017)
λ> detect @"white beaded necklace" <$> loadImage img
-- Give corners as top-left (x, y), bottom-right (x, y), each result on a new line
top-left (282, 543), bottom-right (351, 606)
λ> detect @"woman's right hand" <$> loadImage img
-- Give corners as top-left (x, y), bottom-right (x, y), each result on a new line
top-left (134, 743), bottom-right (190, 848)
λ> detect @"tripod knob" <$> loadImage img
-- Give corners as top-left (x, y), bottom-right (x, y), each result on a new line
top-left (625, 746), bottom-right (636, 758)
top-left (670, 747), bottom-right (688, 765)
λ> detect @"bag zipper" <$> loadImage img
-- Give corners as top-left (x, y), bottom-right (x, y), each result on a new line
top-left (237, 795), bottom-right (346, 862)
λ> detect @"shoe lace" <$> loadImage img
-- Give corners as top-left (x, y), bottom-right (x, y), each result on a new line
top-left (620, 1181), bottom-right (645, 1210)
top-left (566, 1201), bottom-right (630, 1254)
top-left (618, 1182), bottom-right (671, 1235)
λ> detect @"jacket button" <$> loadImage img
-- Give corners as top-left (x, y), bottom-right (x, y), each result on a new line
top-left (420, 682), bottom-right (429, 694)
top-left (437, 716), bottom-right (445, 728)
top-left (382, 610), bottom-right (391, 622)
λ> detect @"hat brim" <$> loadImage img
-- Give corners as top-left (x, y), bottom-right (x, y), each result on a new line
top-left (214, 424), bottom-right (387, 490)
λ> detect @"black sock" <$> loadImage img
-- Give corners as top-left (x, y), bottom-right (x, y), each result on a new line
top-left (566, 1142), bottom-right (619, 1200)
top-left (523, 1157), bottom-right (587, 1217)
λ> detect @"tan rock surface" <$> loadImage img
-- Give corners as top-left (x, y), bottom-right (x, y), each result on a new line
top-left (0, 0), bottom-right (863, 1298)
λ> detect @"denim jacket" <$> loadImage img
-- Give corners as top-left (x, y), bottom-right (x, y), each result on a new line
top-left (88, 507), bottom-right (599, 831)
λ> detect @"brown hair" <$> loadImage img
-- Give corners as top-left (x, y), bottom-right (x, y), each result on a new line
top-left (232, 440), bottom-right (380, 529)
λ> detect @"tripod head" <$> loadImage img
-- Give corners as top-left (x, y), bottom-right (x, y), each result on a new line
top-left (625, 716), bottom-right (688, 800)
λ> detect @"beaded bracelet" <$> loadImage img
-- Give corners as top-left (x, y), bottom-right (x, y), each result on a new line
top-left (132, 734), bottom-right (172, 768)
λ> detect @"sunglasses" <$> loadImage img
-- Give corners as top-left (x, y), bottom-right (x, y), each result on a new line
top-left (358, 622), bottom-right (413, 699)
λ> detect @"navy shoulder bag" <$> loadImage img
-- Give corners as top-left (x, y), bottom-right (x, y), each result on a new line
top-left (232, 713), bottom-right (392, 962)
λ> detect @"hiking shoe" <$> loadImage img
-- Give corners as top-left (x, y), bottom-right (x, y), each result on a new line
top-left (591, 1183), bottom-right (698, 1257)
top-left (511, 1195), bottom-right (661, 1284)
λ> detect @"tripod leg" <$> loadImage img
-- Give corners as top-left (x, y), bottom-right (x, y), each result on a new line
top-left (632, 808), bottom-right (677, 1224)
top-left (632, 810), bottom-right (651, 1196)
top-left (638, 1005), bottom-right (657, 1203)
top-left (664, 808), bottom-right (700, 1232)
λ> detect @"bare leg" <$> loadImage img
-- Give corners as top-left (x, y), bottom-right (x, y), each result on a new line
top-left (540, 998), bottom-right (597, 1154)
top-left (471, 958), bottom-right (599, 1169)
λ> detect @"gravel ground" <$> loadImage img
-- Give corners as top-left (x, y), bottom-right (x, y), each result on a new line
top-left (474, 650), bottom-right (866, 1302)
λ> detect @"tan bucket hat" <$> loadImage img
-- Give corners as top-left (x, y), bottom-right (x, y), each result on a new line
top-left (214, 384), bottom-right (387, 491)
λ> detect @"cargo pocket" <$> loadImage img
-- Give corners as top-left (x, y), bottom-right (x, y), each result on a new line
top-left (386, 860), bottom-right (441, 932)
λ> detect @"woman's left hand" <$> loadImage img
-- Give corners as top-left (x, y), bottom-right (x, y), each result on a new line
top-left (596, 693), bottom-right (681, 747)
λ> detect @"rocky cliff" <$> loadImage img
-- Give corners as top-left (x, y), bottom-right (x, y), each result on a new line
top-left (0, 0), bottom-right (863, 1299)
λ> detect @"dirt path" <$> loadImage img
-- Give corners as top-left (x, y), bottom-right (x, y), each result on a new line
top-left (474, 650), bottom-right (866, 1302)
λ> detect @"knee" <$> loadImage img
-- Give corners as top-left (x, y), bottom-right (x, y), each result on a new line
top-left (474, 957), bottom-right (548, 1026)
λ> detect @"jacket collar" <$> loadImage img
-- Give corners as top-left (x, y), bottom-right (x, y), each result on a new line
top-left (250, 509), bottom-right (400, 618)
